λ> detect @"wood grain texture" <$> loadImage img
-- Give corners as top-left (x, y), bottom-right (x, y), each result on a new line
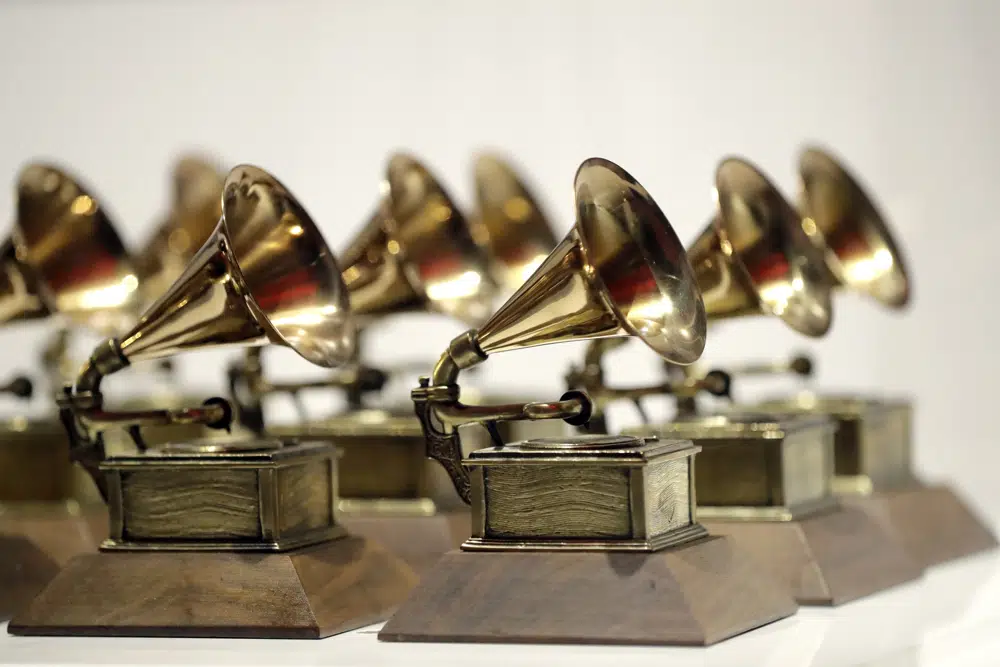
top-left (9, 536), bottom-right (418, 638)
top-left (278, 461), bottom-right (333, 536)
top-left (122, 469), bottom-right (260, 540)
top-left (0, 505), bottom-right (106, 620)
top-left (340, 511), bottom-right (469, 574)
top-left (845, 483), bottom-right (997, 568)
top-left (704, 503), bottom-right (923, 605)
top-left (378, 536), bottom-right (797, 646)
top-left (645, 458), bottom-right (691, 536)
top-left (484, 464), bottom-right (629, 539)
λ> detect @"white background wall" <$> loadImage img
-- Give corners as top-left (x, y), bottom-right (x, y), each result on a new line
top-left (0, 0), bottom-right (998, 516)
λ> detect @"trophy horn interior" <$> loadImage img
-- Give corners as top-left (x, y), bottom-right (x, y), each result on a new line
top-left (798, 146), bottom-right (910, 308)
top-left (14, 163), bottom-right (140, 333)
top-left (574, 158), bottom-right (707, 365)
top-left (382, 153), bottom-right (497, 325)
top-left (714, 157), bottom-right (833, 337)
top-left (222, 165), bottom-right (354, 368)
top-left (472, 153), bottom-right (559, 291)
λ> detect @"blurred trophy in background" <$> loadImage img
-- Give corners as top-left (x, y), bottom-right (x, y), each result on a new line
top-left (379, 158), bottom-right (797, 646)
top-left (0, 164), bottom-right (140, 619)
top-left (570, 156), bottom-right (921, 605)
top-left (743, 147), bottom-right (996, 567)
top-left (98, 155), bottom-right (229, 448)
top-left (227, 153), bottom-right (559, 572)
top-left (9, 165), bottom-right (416, 639)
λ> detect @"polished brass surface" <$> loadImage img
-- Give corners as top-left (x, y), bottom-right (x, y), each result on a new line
top-left (13, 163), bottom-right (140, 334)
top-left (136, 155), bottom-right (225, 305)
top-left (798, 146), bottom-right (910, 308)
top-left (101, 439), bottom-right (342, 551)
top-left (342, 153), bottom-right (496, 324)
top-left (690, 156), bottom-right (832, 335)
top-left (59, 164), bottom-right (356, 499)
top-left (464, 435), bottom-right (706, 551)
top-left (629, 414), bottom-right (838, 521)
top-left (752, 393), bottom-right (915, 495)
top-left (470, 154), bottom-right (559, 291)
top-left (414, 157), bottom-right (706, 506)
top-left (567, 156), bottom-right (833, 423)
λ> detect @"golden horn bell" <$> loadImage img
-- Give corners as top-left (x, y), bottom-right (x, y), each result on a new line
top-left (464, 157), bottom-right (707, 365)
top-left (11, 163), bottom-right (140, 334)
top-left (109, 164), bottom-right (355, 370)
top-left (135, 155), bottom-right (226, 306)
top-left (687, 157), bottom-right (833, 337)
top-left (798, 146), bottom-right (910, 308)
top-left (470, 153), bottom-right (559, 292)
top-left (340, 153), bottom-right (497, 325)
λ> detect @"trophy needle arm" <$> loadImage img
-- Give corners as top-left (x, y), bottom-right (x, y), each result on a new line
top-left (228, 348), bottom-right (388, 433)
top-left (415, 330), bottom-right (593, 504)
top-left (568, 339), bottom-right (730, 425)
top-left (62, 337), bottom-right (234, 501)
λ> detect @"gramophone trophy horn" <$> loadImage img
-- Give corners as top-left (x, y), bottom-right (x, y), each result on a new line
top-left (1, 163), bottom-right (140, 621)
top-left (688, 156), bottom-right (833, 335)
top-left (342, 152), bottom-right (497, 324)
top-left (798, 145), bottom-right (910, 308)
top-left (228, 152), bottom-right (498, 433)
top-left (135, 155), bottom-right (225, 305)
top-left (570, 156), bottom-right (835, 421)
top-left (744, 147), bottom-right (995, 568)
top-left (9, 165), bottom-right (416, 639)
top-left (471, 153), bottom-right (559, 291)
top-left (13, 164), bottom-right (140, 335)
top-left (380, 158), bottom-right (796, 647)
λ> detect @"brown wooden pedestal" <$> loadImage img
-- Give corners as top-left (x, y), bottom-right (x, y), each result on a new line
top-left (340, 509), bottom-right (470, 575)
top-left (703, 503), bottom-right (922, 606)
top-left (842, 483), bottom-right (997, 568)
top-left (0, 504), bottom-right (107, 620)
top-left (378, 535), bottom-right (797, 646)
top-left (9, 536), bottom-right (418, 638)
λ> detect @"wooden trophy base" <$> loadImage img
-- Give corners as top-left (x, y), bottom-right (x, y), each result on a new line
top-left (844, 483), bottom-right (997, 568)
top-left (378, 536), bottom-right (797, 646)
top-left (9, 536), bottom-right (418, 638)
top-left (703, 503), bottom-right (922, 606)
top-left (340, 509), bottom-right (470, 574)
top-left (0, 504), bottom-right (107, 620)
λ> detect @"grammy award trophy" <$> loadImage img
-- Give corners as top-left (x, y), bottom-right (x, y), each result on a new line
top-left (0, 164), bottom-right (139, 619)
top-left (573, 156), bottom-right (921, 605)
top-left (9, 165), bottom-right (416, 638)
top-left (378, 157), bottom-right (796, 646)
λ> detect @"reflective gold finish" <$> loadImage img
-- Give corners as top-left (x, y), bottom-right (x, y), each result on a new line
top-left (798, 146), bottom-right (910, 308)
top-left (690, 157), bottom-right (832, 335)
top-left (13, 164), bottom-right (140, 334)
top-left (571, 157), bottom-right (832, 418)
top-left (470, 154), bottom-right (558, 291)
top-left (59, 164), bottom-right (356, 498)
top-left (135, 155), bottom-right (225, 305)
top-left (341, 153), bottom-right (496, 324)
top-left (414, 157), bottom-right (707, 508)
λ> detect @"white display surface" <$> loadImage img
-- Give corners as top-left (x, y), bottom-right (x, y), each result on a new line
top-left (2, 550), bottom-right (999, 667)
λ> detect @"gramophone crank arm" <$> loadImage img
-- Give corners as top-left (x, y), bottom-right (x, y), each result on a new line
top-left (723, 353), bottom-right (813, 380)
top-left (414, 330), bottom-right (593, 504)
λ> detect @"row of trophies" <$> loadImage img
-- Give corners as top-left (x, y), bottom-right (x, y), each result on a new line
top-left (0, 148), bottom-right (995, 645)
